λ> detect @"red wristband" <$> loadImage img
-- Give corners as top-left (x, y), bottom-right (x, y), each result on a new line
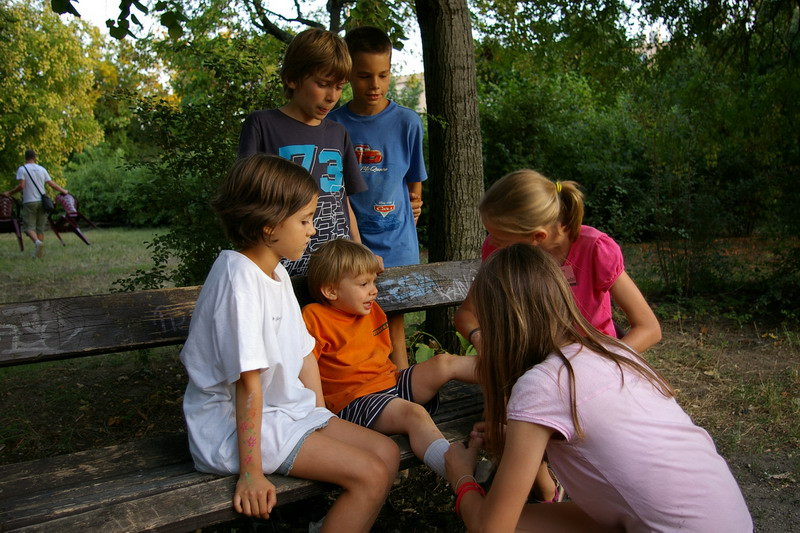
top-left (455, 481), bottom-right (485, 518)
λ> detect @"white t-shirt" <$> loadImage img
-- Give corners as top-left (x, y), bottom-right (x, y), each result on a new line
top-left (180, 251), bottom-right (334, 475)
top-left (507, 343), bottom-right (752, 533)
top-left (16, 163), bottom-right (51, 204)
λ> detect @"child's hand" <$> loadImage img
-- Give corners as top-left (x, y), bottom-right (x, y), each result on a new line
top-left (445, 440), bottom-right (481, 489)
top-left (470, 421), bottom-right (486, 446)
top-left (410, 193), bottom-right (423, 224)
top-left (233, 471), bottom-right (277, 519)
top-left (374, 253), bottom-right (385, 273)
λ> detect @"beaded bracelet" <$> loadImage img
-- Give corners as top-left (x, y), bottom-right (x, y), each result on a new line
top-left (455, 481), bottom-right (485, 518)
top-left (454, 474), bottom-right (477, 492)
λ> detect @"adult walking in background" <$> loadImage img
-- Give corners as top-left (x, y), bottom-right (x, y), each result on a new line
top-left (2, 149), bottom-right (68, 258)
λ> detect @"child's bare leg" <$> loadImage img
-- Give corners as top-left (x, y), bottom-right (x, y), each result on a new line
top-left (372, 399), bottom-right (442, 458)
top-left (388, 313), bottom-right (409, 369)
top-left (372, 398), bottom-right (449, 477)
top-left (411, 353), bottom-right (478, 404)
top-left (290, 418), bottom-right (399, 533)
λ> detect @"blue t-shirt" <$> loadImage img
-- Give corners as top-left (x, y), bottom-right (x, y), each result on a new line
top-left (238, 109), bottom-right (367, 275)
top-left (329, 101), bottom-right (428, 267)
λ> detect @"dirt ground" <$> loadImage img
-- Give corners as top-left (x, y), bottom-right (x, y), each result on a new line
top-left (1, 319), bottom-right (797, 532)
top-left (646, 320), bottom-right (800, 533)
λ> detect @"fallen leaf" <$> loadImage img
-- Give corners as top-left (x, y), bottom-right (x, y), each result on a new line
top-left (768, 472), bottom-right (795, 482)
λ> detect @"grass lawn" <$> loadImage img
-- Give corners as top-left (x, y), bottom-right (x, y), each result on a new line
top-left (0, 227), bottom-right (167, 303)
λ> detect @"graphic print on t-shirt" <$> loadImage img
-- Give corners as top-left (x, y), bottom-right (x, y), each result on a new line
top-left (374, 203), bottom-right (395, 217)
top-left (277, 144), bottom-right (350, 275)
top-left (354, 144), bottom-right (383, 165)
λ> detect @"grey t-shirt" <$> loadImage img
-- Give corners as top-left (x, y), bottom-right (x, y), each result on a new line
top-left (238, 109), bottom-right (366, 275)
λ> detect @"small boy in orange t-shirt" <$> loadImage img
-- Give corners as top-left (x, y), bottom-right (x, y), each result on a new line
top-left (302, 239), bottom-right (477, 477)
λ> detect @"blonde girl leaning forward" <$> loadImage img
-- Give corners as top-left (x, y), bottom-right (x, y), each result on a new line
top-left (179, 154), bottom-right (398, 532)
top-left (455, 169), bottom-right (661, 355)
top-left (446, 244), bottom-right (752, 533)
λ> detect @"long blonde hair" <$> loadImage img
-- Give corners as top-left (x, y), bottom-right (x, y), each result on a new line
top-left (472, 243), bottom-right (672, 456)
top-left (479, 169), bottom-right (584, 241)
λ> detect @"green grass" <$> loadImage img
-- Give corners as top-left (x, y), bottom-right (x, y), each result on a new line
top-left (0, 227), bottom-right (166, 303)
top-left (648, 323), bottom-right (800, 455)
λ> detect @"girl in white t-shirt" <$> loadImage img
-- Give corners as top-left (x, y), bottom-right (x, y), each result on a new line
top-left (180, 154), bottom-right (399, 531)
top-left (444, 243), bottom-right (752, 533)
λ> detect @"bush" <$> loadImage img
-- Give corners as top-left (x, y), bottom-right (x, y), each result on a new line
top-left (479, 70), bottom-right (651, 242)
top-left (64, 145), bottom-right (164, 227)
top-left (116, 33), bottom-right (285, 290)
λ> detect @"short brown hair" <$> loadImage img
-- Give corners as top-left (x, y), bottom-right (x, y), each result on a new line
top-left (344, 26), bottom-right (393, 56)
top-left (280, 29), bottom-right (352, 99)
top-left (211, 154), bottom-right (318, 250)
top-left (306, 239), bottom-right (380, 303)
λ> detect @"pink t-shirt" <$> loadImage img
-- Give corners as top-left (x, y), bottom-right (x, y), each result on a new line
top-left (482, 225), bottom-right (623, 337)
top-left (507, 343), bottom-right (752, 533)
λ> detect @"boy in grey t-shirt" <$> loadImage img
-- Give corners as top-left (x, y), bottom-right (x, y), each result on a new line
top-left (238, 29), bottom-right (366, 276)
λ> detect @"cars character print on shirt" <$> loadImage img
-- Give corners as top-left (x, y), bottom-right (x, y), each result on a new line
top-left (354, 144), bottom-right (383, 164)
top-left (374, 203), bottom-right (396, 217)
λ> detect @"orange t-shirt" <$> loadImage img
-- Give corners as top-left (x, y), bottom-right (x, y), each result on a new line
top-left (302, 302), bottom-right (397, 414)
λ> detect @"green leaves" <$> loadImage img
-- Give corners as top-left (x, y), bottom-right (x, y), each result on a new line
top-left (0, 2), bottom-right (102, 181)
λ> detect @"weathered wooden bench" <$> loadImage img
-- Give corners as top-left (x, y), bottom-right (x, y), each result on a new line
top-left (0, 259), bottom-right (482, 532)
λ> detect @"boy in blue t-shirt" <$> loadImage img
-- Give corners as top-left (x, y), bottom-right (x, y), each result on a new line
top-left (238, 29), bottom-right (366, 276)
top-left (329, 26), bottom-right (429, 369)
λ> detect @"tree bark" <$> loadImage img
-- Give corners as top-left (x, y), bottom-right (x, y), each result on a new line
top-left (416, 0), bottom-right (484, 350)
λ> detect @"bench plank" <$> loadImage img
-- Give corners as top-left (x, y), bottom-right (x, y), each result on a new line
top-left (1, 383), bottom-right (482, 533)
top-left (0, 260), bottom-right (479, 367)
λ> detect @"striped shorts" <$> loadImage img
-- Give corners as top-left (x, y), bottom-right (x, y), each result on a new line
top-left (337, 365), bottom-right (440, 428)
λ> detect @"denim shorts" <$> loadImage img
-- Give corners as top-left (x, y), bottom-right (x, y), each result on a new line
top-left (274, 419), bottom-right (330, 475)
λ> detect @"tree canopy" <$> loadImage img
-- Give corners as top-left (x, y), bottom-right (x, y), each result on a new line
top-left (1, 0), bottom-right (103, 179)
top-left (29, 0), bottom-right (799, 316)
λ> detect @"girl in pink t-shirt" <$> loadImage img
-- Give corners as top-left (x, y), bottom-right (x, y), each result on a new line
top-left (456, 169), bottom-right (660, 354)
top-left (454, 169), bottom-right (661, 501)
top-left (445, 244), bottom-right (752, 533)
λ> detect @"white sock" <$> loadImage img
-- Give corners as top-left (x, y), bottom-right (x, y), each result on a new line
top-left (423, 438), bottom-right (449, 478)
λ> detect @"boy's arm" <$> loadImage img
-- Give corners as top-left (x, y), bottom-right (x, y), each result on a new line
top-left (346, 197), bottom-right (362, 243)
top-left (234, 370), bottom-right (277, 519)
top-left (408, 182), bottom-right (423, 225)
top-left (298, 353), bottom-right (326, 408)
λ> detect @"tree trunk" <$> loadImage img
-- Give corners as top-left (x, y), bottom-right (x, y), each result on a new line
top-left (416, 0), bottom-right (484, 350)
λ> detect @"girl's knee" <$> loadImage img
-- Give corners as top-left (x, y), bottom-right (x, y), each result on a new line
top-left (374, 435), bottom-right (401, 474)
top-left (352, 450), bottom-right (395, 494)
